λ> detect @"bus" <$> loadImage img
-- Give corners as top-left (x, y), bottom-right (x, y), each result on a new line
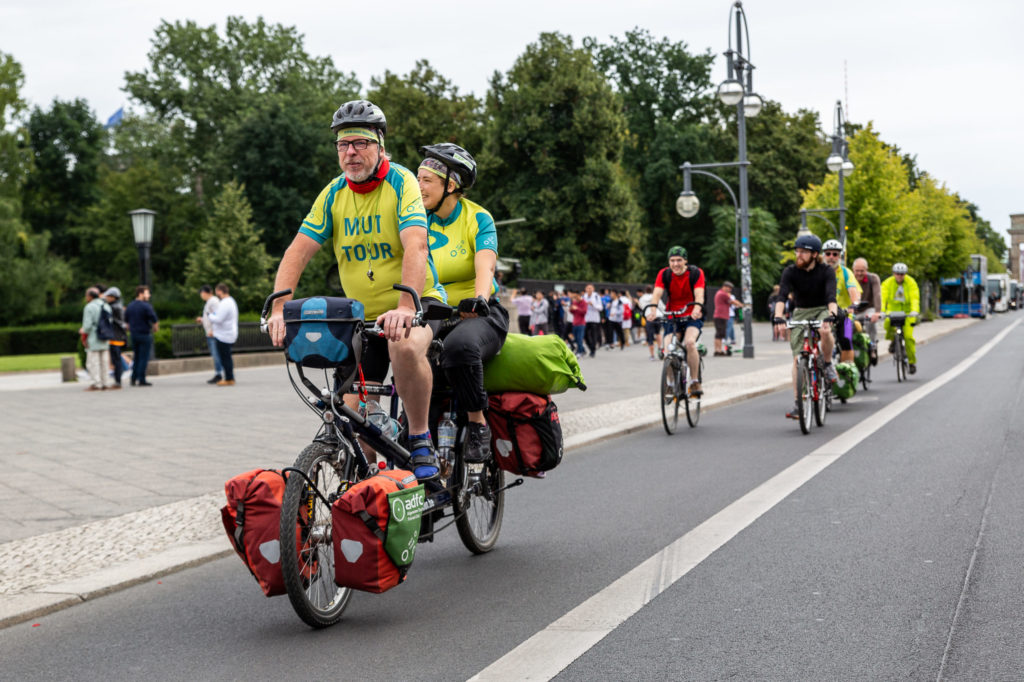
top-left (939, 254), bottom-right (988, 318)
top-left (987, 273), bottom-right (1011, 313)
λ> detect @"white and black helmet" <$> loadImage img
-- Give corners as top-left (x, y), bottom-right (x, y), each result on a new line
top-left (822, 239), bottom-right (844, 253)
top-left (892, 262), bottom-right (908, 274)
top-left (331, 99), bottom-right (387, 136)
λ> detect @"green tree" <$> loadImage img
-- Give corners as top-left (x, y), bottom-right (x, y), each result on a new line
top-left (0, 54), bottom-right (72, 321)
top-left (484, 32), bottom-right (646, 281)
top-left (183, 181), bottom-right (275, 311)
top-left (587, 28), bottom-right (720, 274)
top-left (124, 16), bottom-right (359, 198)
top-left (962, 201), bottom-right (1007, 264)
top-left (703, 205), bottom-right (783, 293)
top-left (22, 98), bottom-right (106, 258)
top-left (368, 60), bottom-right (485, 170)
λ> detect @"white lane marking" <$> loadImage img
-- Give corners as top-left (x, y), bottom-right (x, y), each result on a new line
top-left (468, 319), bottom-right (1021, 682)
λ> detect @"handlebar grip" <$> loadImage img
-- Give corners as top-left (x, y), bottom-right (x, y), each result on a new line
top-left (391, 284), bottom-right (422, 314)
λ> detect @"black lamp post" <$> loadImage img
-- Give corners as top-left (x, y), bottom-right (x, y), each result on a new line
top-left (678, 1), bottom-right (761, 359)
top-left (128, 209), bottom-right (156, 287)
top-left (824, 100), bottom-right (855, 252)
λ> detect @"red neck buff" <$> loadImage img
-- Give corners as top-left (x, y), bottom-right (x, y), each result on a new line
top-left (347, 156), bottom-right (390, 194)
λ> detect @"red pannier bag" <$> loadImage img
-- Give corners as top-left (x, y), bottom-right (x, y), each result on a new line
top-left (221, 469), bottom-right (308, 597)
top-left (332, 469), bottom-right (419, 594)
top-left (487, 392), bottom-right (563, 478)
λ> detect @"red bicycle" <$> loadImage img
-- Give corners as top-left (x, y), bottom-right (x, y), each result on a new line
top-left (786, 318), bottom-right (833, 434)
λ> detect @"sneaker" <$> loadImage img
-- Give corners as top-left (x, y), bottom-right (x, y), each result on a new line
top-left (786, 401), bottom-right (800, 420)
top-left (908, 363), bottom-right (916, 375)
top-left (649, 356), bottom-right (658, 362)
top-left (216, 379), bottom-right (235, 386)
top-left (207, 374), bottom-right (222, 385)
top-left (824, 363), bottom-right (839, 383)
top-left (463, 422), bottom-right (493, 463)
top-left (409, 436), bottom-right (440, 481)
top-left (688, 381), bottom-right (703, 398)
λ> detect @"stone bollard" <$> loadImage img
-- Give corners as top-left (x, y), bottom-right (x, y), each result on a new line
top-left (60, 356), bottom-right (77, 383)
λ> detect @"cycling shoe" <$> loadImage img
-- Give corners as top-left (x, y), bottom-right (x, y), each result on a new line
top-left (408, 437), bottom-right (440, 481)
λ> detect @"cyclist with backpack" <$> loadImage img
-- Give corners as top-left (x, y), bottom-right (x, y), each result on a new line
top-left (644, 246), bottom-right (706, 397)
top-left (822, 239), bottom-right (861, 364)
top-left (417, 142), bottom-right (509, 464)
top-left (772, 234), bottom-right (839, 419)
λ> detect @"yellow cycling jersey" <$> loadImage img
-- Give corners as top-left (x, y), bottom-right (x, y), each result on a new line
top-left (299, 162), bottom-right (446, 320)
top-left (427, 197), bottom-right (498, 304)
top-left (834, 264), bottom-right (862, 309)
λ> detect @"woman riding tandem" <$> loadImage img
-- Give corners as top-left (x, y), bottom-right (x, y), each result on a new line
top-left (418, 143), bottom-right (510, 463)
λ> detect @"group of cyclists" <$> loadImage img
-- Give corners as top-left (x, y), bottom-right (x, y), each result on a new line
top-left (637, 234), bottom-right (922, 423)
top-left (264, 98), bottom-right (925, 465)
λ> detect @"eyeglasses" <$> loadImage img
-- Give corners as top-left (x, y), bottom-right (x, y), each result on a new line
top-left (336, 139), bottom-right (376, 152)
top-left (823, 251), bottom-right (841, 257)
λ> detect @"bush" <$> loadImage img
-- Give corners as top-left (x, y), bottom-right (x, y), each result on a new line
top-left (0, 323), bottom-right (81, 356)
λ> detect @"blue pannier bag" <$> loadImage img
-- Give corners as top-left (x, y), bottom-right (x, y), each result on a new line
top-left (283, 297), bottom-right (365, 370)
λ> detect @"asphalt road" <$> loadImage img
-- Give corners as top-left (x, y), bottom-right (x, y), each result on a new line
top-left (3, 314), bottom-right (1022, 681)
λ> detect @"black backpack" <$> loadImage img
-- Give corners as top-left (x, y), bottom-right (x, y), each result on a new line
top-left (660, 266), bottom-right (706, 320)
top-left (96, 306), bottom-right (117, 341)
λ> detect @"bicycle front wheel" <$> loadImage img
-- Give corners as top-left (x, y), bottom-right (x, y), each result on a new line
top-left (895, 334), bottom-right (906, 382)
top-left (280, 441), bottom-right (354, 629)
top-left (797, 360), bottom-right (813, 435)
top-left (861, 360), bottom-right (871, 391)
top-left (661, 359), bottom-right (681, 434)
top-left (454, 454), bottom-right (505, 554)
top-left (685, 358), bottom-right (702, 428)
top-left (814, 361), bottom-right (828, 427)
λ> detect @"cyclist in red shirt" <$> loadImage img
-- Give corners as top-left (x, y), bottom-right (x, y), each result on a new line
top-left (644, 245), bottom-right (706, 397)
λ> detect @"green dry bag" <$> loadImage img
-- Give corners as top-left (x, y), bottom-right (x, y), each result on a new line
top-left (483, 333), bottom-right (586, 395)
top-left (833, 361), bottom-right (860, 400)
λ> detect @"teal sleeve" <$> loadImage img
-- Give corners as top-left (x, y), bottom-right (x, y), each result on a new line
top-left (474, 212), bottom-right (498, 254)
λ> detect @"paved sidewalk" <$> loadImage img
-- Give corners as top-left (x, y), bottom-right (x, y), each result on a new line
top-left (0, 318), bottom-right (978, 626)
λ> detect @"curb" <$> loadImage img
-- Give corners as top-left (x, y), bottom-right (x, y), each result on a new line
top-left (0, 318), bottom-right (979, 629)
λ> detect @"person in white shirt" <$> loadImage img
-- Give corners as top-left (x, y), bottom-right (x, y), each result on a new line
top-left (637, 285), bottom-right (662, 360)
top-left (582, 283), bottom-right (603, 357)
top-left (195, 285), bottom-right (224, 384)
top-left (207, 282), bottom-right (239, 386)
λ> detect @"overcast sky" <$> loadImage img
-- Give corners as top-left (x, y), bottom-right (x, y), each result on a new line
top-left (2, 0), bottom-right (1021, 241)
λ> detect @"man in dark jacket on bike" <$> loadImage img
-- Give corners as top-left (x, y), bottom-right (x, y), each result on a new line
top-left (772, 234), bottom-right (838, 419)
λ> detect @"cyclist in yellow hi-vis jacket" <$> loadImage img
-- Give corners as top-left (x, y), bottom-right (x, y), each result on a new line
top-left (880, 262), bottom-right (920, 374)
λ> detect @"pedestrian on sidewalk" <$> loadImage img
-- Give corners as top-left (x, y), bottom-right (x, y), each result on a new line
top-left (195, 285), bottom-right (224, 384)
top-left (619, 291), bottom-right (632, 348)
top-left (638, 285), bottom-right (662, 361)
top-left (79, 287), bottom-right (112, 391)
top-left (582, 283), bottom-right (602, 357)
top-left (530, 290), bottom-right (549, 335)
top-left (207, 282), bottom-right (239, 385)
top-left (511, 288), bottom-right (532, 335)
top-left (569, 290), bottom-right (587, 357)
top-left (713, 282), bottom-right (736, 355)
top-left (124, 285), bottom-right (159, 386)
top-left (102, 287), bottom-right (127, 388)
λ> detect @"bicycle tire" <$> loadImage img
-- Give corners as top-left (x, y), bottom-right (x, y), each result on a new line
top-left (797, 360), bottom-right (812, 435)
top-left (280, 441), bottom-right (354, 629)
top-left (814, 359), bottom-right (828, 427)
top-left (660, 358), bottom-right (681, 434)
top-left (860, 360), bottom-right (871, 391)
top-left (895, 334), bottom-right (905, 383)
top-left (685, 357), bottom-right (702, 428)
top-left (454, 451), bottom-right (505, 554)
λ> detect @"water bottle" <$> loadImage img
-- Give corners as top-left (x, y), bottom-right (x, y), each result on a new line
top-left (364, 400), bottom-right (399, 441)
top-left (437, 412), bottom-right (457, 466)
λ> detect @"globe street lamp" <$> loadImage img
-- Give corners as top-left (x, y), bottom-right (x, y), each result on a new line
top-left (678, 1), bottom-right (760, 359)
top-left (128, 208), bottom-right (156, 287)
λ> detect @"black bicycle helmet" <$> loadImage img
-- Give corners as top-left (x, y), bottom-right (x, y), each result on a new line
top-left (331, 99), bottom-right (387, 136)
top-left (794, 233), bottom-right (822, 253)
top-left (418, 143), bottom-right (478, 190)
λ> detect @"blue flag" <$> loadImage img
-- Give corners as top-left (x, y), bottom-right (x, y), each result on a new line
top-left (104, 107), bottom-right (124, 129)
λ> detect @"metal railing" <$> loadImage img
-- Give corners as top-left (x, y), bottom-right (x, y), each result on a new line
top-left (171, 323), bottom-right (277, 357)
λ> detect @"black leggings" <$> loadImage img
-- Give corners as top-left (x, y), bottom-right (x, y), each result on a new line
top-left (438, 302), bottom-right (509, 413)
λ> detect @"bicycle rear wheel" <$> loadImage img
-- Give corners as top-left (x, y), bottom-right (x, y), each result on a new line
top-left (797, 360), bottom-right (813, 435)
top-left (661, 358), bottom-right (681, 434)
top-left (280, 441), bottom-right (354, 629)
top-left (860, 359), bottom-right (871, 391)
top-left (685, 358), bottom-right (702, 428)
top-left (454, 453), bottom-right (505, 554)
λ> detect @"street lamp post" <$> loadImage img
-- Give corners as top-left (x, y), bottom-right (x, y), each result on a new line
top-left (678, 1), bottom-right (761, 359)
top-left (824, 100), bottom-right (854, 251)
top-left (128, 209), bottom-right (156, 287)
